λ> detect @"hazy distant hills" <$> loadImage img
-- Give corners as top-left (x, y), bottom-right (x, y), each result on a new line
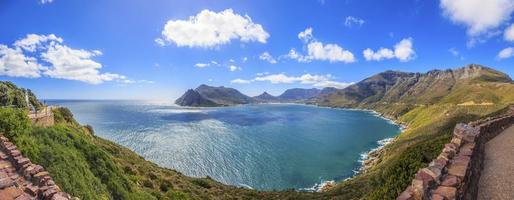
top-left (175, 84), bottom-right (330, 106)
top-left (176, 64), bottom-right (513, 109)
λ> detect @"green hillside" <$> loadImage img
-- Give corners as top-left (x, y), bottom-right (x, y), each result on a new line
top-left (316, 64), bottom-right (514, 199)
top-left (1, 64), bottom-right (513, 199)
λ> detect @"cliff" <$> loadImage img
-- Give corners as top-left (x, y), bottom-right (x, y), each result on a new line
top-left (315, 64), bottom-right (512, 108)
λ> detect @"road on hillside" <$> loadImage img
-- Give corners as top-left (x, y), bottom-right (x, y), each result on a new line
top-left (477, 124), bottom-right (514, 200)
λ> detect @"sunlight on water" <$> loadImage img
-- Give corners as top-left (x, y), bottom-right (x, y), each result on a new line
top-left (47, 100), bottom-right (401, 190)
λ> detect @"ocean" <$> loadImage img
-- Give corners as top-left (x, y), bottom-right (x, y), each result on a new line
top-left (46, 100), bottom-right (401, 191)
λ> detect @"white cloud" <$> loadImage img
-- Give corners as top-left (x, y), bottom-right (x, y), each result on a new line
top-left (229, 65), bottom-right (241, 71)
top-left (259, 52), bottom-right (277, 64)
top-left (306, 41), bottom-right (355, 63)
top-left (14, 34), bottom-right (62, 52)
top-left (156, 9), bottom-right (269, 48)
top-left (285, 48), bottom-right (309, 62)
top-left (41, 0), bottom-right (54, 4)
top-left (41, 44), bottom-right (128, 84)
top-left (363, 48), bottom-right (394, 61)
top-left (0, 34), bottom-right (143, 84)
top-left (440, 0), bottom-right (514, 36)
top-left (232, 73), bottom-right (353, 89)
top-left (497, 47), bottom-right (514, 59)
top-left (504, 23), bottom-right (514, 41)
top-left (194, 63), bottom-right (210, 68)
top-left (230, 78), bottom-right (251, 84)
top-left (0, 45), bottom-right (42, 78)
top-left (287, 28), bottom-right (355, 63)
top-left (344, 16), bottom-right (365, 27)
top-left (298, 27), bottom-right (313, 42)
top-left (363, 38), bottom-right (415, 62)
top-left (394, 38), bottom-right (415, 61)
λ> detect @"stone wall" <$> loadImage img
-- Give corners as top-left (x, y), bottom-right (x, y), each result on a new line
top-left (0, 135), bottom-right (72, 199)
top-left (397, 107), bottom-right (514, 200)
top-left (30, 114), bottom-right (54, 127)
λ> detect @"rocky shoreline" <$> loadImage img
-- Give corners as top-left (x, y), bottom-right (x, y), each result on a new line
top-left (316, 107), bottom-right (408, 192)
top-left (358, 112), bottom-right (407, 174)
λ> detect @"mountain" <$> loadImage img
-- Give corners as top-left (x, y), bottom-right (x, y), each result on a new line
top-left (254, 92), bottom-right (279, 102)
top-left (175, 84), bottom-right (254, 106)
top-left (175, 89), bottom-right (220, 107)
top-left (2, 64), bottom-right (514, 199)
top-left (320, 64), bottom-right (514, 199)
top-left (315, 64), bottom-right (512, 109)
top-left (278, 88), bottom-right (321, 101)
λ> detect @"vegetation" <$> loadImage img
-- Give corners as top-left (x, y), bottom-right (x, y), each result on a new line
top-left (0, 81), bottom-right (43, 110)
top-left (318, 64), bottom-right (514, 199)
top-left (0, 65), bottom-right (513, 199)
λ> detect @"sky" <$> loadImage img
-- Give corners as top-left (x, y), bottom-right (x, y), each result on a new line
top-left (2, 0), bottom-right (514, 99)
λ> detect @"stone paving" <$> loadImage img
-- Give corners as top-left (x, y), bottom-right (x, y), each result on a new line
top-left (477, 125), bottom-right (514, 200)
top-left (0, 135), bottom-right (71, 200)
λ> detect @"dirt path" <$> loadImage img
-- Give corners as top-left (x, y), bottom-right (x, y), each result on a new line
top-left (477, 125), bottom-right (514, 200)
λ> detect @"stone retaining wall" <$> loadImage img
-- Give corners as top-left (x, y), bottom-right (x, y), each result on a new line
top-left (397, 107), bottom-right (514, 200)
top-left (0, 135), bottom-right (71, 199)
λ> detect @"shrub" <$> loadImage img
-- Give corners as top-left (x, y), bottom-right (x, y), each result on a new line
top-left (0, 108), bottom-right (30, 138)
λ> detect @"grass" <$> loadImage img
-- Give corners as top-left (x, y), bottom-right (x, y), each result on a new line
top-left (1, 79), bottom-right (514, 199)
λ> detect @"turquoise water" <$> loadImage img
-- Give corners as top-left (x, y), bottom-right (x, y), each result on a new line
top-left (47, 100), bottom-right (401, 191)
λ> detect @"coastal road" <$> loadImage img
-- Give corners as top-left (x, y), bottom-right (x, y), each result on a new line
top-left (477, 124), bottom-right (514, 200)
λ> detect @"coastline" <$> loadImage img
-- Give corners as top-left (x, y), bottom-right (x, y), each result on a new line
top-left (173, 102), bottom-right (408, 192)
top-left (315, 106), bottom-right (407, 192)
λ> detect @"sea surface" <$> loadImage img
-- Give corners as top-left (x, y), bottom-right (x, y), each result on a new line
top-left (46, 100), bottom-right (401, 191)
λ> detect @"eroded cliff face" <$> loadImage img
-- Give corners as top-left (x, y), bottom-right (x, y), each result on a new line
top-left (315, 64), bottom-right (512, 110)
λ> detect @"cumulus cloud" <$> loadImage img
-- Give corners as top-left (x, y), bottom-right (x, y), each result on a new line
top-left (286, 28), bottom-right (355, 63)
top-left (440, 0), bottom-right (514, 36)
top-left (259, 52), bottom-right (277, 64)
top-left (363, 38), bottom-right (415, 62)
top-left (40, 0), bottom-right (54, 4)
top-left (156, 9), bottom-right (269, 48)
top-left (14, 34), bottom-right (62, 52)
top-left (40, 44), bottom-right (125, 84)
top-left (344, 16), bottom-right (365, 27)
top-left (0, 45), bottom-right (42, 78)
top-left (306, 42), bottom-right (356, 63)
top-left (231, 73), bottom-right (353, 89)
top-left (497, 47), bottom-right (514, 59)
top-left (504, 23), bottom-right (514, 41)
top-left (0, 34), bottom-right (143, 84)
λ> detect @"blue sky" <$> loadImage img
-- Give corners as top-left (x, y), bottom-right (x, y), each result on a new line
top-left (2, 0), bottom-right (514, 99)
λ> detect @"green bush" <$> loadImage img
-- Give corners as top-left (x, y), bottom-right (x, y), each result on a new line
top-left (0, 108), bottom-right (30, 138)
top-left (53, 107), bottom-right (77, 125)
